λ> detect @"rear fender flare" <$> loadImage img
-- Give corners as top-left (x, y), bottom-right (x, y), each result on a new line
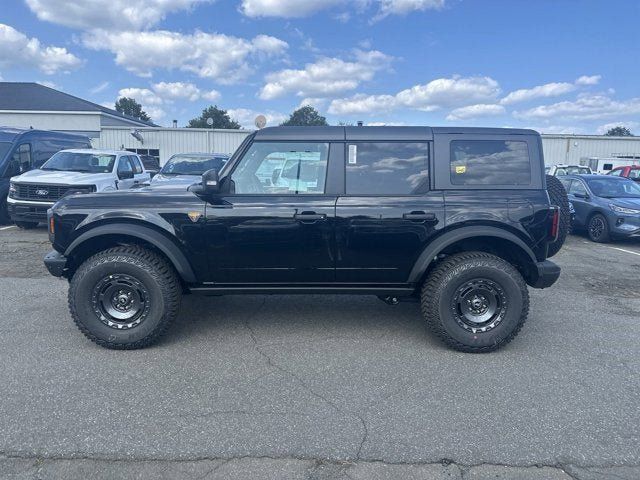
top-left (408, 226), bottom-right (537, 283)
top-left (65, 223), bottom-right (197, 283)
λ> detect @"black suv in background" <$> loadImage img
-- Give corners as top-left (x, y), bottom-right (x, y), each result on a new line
top-left (44, 126), bottom-right (565, 353)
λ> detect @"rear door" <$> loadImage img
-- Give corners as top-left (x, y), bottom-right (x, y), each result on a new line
top-left (335, 140), bottom-right (443, 283)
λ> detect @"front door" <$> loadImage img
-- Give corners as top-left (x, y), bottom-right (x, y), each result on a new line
top-left (205, 141), bottom-right (337, 284)
top-left (335, 141), bottom-right (444, 283)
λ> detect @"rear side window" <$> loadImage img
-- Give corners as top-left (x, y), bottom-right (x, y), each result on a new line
top-left (346, 142), bottom-right (429, 195)
top-left (130, 156), bottom-right (143, 174)
top-left (450, 140), bottom-right (531, 186)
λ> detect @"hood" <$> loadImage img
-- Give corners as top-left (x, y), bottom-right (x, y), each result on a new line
top-left (608, 197), bottom-right (640, 209)
top-left (149, 173), bottom-right (200, 189)
top-left (11, 169), bottom-right (113, 186)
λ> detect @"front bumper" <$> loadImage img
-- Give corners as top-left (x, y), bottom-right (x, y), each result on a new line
top-left (44, 250), bottom-right (68, 277)
top-left (530, 260), bottom-right (561, 289)
top-left (7, 197), bottom-right (55, 223)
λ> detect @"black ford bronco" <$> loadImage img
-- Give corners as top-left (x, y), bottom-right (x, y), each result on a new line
top-left (44, 126), bottom-right (567, 352)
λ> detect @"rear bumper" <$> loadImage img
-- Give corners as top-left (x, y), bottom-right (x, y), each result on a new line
top-left (530, 260), bottom-right (561, 289)
top-left (44, 250), bottom-right (68, 277)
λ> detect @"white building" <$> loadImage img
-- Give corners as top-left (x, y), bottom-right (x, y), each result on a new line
top-left (0, 82), bottom-right (155, 138)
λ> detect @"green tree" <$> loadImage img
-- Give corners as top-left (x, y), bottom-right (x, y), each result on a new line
top-left (280, 106), bottom-right (328, 126)
top-left (114, 97), bottom-right (151, 122)
top-left (187, 106), bottom-right (240, 129)
top-left (605, 126), bottom-right (633, 136)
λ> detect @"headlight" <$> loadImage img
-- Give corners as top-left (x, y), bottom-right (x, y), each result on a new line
top-left (63, 185), bottom-right (96, 197)
top-left (609, 203), bottom-right (640, 215)
top-left (8, 182), bottom-right (17, 197)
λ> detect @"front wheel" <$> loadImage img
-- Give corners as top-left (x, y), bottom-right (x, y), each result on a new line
top-left (587, 213), bottom-right (610, 243)
top-left (421, 252), bottom-right (529, 353)
top-left (68, 246), bottom-right (181, 349)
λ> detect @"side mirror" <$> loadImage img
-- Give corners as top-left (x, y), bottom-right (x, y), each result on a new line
top-left (573, 192), bottom-right (588, 199)
top-left (202, 169), bottom-right (220, 194)
top-left (119, 170), bottom-right (134, 180)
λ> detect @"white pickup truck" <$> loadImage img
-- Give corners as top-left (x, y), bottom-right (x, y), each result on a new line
top-left (7, 149), bottom-right (150, 228)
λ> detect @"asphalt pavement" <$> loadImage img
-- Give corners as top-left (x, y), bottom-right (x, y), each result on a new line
top-left (0, 225), bottom-right (639, 479)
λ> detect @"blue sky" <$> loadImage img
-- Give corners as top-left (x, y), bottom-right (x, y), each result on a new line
top-left (1, 0), bottom-right (639, 133)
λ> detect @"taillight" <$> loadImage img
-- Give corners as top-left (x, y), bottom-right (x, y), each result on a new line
top-left (549, 206), bottom-right (559, 242)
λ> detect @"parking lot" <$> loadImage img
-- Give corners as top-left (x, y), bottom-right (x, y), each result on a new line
top-left (1, 225), bottom-right (639, 479)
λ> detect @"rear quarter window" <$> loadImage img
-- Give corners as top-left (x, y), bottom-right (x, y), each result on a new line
top-left (450, 140), bottom-right (531, 186)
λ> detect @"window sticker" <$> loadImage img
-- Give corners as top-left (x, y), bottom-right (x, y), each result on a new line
top-left (455, 165), bottom-right (466, 174)
top-left (348, 145), bottom-right (357, 164)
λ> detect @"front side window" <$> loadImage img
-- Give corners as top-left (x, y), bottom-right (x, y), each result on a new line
top-left (346, 142), bottom-right (429, 195)
top-left (450, 140), bottom-right (531, 185)
top-left (569, 181), bottom-right (587, 196)
top-left (13, 143), bottom-right (32, 173)
top-left (231, 142), bottom-right (329, 194)
top-left (41, 152), bottom-right (116, 173)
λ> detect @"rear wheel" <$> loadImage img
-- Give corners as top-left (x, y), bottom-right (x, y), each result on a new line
top-left (421, 252), bottom-right (529, 353)
top-left (14, 221), bottom-right (39, 229)
top-left (546, 174), bottom-right (570, 257)
top-left (68, 246), bottom-right (181, 349)
top-left (587, 213), bottom-right (610, 243)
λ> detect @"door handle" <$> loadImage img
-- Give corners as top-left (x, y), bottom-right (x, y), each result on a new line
top-left (403, 211), bottom-right (437, 222)
top-left (294, 211), bottom-right (327, 223)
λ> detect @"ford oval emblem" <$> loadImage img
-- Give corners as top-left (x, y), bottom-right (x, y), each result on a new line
top-left (36, 189), bottom-right (49, 196)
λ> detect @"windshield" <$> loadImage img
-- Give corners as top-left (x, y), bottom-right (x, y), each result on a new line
top-left (587, 178), bottom-right (640, 198)
top-left (41, 152), bottom-right (116, 173)
top-left (0, 142), bottom-right (12, 161)
top-left (160, 155), bottom-right (227, 176)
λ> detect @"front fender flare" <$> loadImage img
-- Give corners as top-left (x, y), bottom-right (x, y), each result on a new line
top-left (407, 226), bottom-right (537, 283)
top-left (65, 223), bottom-right (197, 283)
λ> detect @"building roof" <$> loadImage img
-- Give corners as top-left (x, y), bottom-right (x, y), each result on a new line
top-left (0, 82), bottom-right (157, 127)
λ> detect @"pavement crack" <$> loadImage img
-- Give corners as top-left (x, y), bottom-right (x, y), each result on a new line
top-left (243, 298), bottom-right (368, 460)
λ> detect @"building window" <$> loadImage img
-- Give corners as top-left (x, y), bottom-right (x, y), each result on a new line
top-left (126, 148), bottom-right (160, 161)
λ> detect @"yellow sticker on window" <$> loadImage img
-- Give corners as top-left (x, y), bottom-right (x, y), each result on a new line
top-left (455, 165), bottom-right (466, 174)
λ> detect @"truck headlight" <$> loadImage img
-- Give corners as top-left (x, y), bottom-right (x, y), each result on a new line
top-left (8, 182), bottom-right (17, 198)
top-left (63, 185), bottom-right (96, 197)
top-left (610, 203), bottom-right (640, 215)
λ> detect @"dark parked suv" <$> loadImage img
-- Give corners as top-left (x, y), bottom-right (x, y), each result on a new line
top-left (44, 127), bottom-right (564, 352)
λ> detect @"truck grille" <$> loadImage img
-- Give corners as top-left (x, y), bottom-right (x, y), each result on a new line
top-left (13, 184), bottom-right (89, 201)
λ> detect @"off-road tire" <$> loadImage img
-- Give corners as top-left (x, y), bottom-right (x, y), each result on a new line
top-left (421, 252), bottom-right (529, 353)
top-left (546, 174), bottom-right (570, 258)
top-left (68, 246), bottom-right (181, 349)
top-left (14, 221), bottom-right (39, 229)
top-left (587, 213), bottom-right (610, 243)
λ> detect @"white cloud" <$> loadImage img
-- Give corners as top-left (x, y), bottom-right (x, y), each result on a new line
top-left (500, 82), bottom-right (576, 105)
top-left (0, 23), bottom-right (82, 74)
top-left (239, 0), bottom-right (444, 20)
top-left (298, 97), bottom-right (328, 109)
top-left (118, 87), bottom-right (165, 119)
top-left (90, 81), bottom-right (110, 94)
top-left (37, 80), bottom-right (58, 89)
top-left (575, 75), bottom-right (601, 86)
top-left (240, 0), bottom-right (345, 17)
top-left (259, 50), bottom-right (393, 100)
top-left (596, 121), bottom-right (639, 135)
top-left (227, 108), bottom-right (287, 129)
top-left (366, 121), bottom-right (406, 126)
top-left (514, 94), bottom-right (640, 121)
top-left (24, 0), bottom-right (211, 30)
top-left (83, 30), bottom-right (288, 83)
top-left (328, 94), bottom-right (397, 115)
top-left (396, 76), bottom-right (500, 110)
top-left (152, 81), bottom-right (220, 102)
top-left (373, 0), bottom-right (445, 21)
top-left (446, 103), bottom-right (506, 120)
top-left (329, 75), bottom-right (501, 116)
